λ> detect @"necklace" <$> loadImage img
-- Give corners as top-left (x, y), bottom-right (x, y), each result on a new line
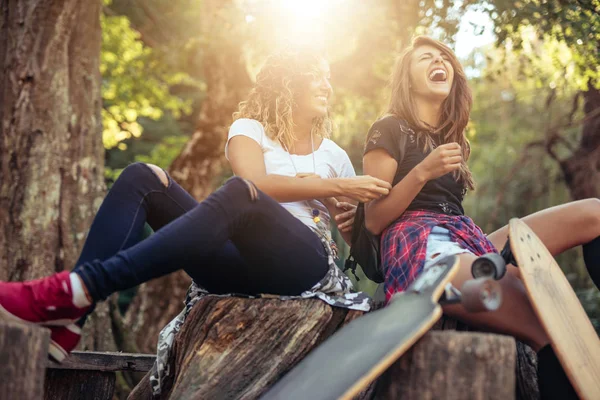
top-left (282, 134), bottom-right (339, 258)
top-left (282, 133), bottom-right (322, 225)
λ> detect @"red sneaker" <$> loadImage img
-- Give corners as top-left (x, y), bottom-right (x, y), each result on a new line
top-left (0, 271), bottom-right (90, 325)
top-left (48, 324), bottom-right (81, 362)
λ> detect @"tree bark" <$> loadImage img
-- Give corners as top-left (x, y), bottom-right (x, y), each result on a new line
top-left (432, 317), bottom-right (539, 400)
top-left (0, 0), bottom-right (114, 352)
top-left (45, 370), bottom-right (116, 400)
top-left (0, 0), bottom-right (105, 281)
top-left (167, 0), bottom-right (252, 198)
top-left (128, 298), bottom-right (535, 400)
top-left (0, 321), bottom-right (50, 400)
top-left (376, 331), bottom-right (516, 400)
top-left (559, 85), bottom-right (600, 200)
top-left (128, 296), bottom-right (365, 400)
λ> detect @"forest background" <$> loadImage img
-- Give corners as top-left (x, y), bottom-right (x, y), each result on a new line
top-left (1, 0), bottom-right (599, 395)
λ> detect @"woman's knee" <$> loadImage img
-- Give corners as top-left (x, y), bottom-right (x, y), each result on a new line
top-left (580, 198), bottom-right (600, 234)
top-left (144, 164), bottom-right (169, 187)
top-left (223, 176), bottom-right (260, 202)
top-left (119, 162), bottom-right (169, 187)
top-left (565, 198), bottom-right (600, 241)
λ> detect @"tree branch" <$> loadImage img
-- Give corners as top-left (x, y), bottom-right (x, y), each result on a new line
top-left (566, 91), bottom-right (581, 126)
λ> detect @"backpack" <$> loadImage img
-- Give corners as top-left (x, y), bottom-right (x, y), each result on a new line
top-left (344, 202), bottom-right (383, 282)
top-left (344, 118), bottom-right (409, 283)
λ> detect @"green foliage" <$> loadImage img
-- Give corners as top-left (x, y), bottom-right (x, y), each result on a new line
top-left (463, 43), bottom-right (598, 327)
top-left (101, 10), bottom-right (195, 150)
top-left (104, 114), bottom-right (189, 183)
top-left (483, 0), bottom-right (600, 87)
top-left (98, 1), bottom-right (599, 325)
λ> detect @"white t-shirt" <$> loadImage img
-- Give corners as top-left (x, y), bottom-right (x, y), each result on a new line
top-left (225, 118), bottom-right (356, 231)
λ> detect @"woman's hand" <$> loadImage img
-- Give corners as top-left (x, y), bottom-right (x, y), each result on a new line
top-left (337, 176), bottom-right (392, 203)
top-left (414, 142), bottom-right (462, 182)
top-left (333, 201), bottom-right (356, 233)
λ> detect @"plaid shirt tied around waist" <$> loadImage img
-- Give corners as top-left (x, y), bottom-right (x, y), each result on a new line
top-left (380, 211), bottom-right (498, 303)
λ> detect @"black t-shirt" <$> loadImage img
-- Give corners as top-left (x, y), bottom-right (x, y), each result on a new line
top-left (363, 115), bottom-right (466, 216)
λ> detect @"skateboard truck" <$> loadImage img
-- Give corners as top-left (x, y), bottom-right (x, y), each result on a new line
top-left (439, 280), bottom-right (502, 312)
top-left (500, 238), bottom-right (518, 266)
top-left (412, 257), bottom-right (503, 312)
top-left (440, 283), bottom-right (461, 305)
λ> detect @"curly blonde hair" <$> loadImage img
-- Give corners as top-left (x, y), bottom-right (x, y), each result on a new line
top-left (233, 50), bottom-right (332, 151)
top-left (388, 36), bottom-right (475, 190)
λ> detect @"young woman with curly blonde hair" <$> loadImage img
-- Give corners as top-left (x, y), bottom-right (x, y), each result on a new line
top-left (363, 36), bottom-right (600, 399)
top-left (0, 49), bottom-right (391, 362)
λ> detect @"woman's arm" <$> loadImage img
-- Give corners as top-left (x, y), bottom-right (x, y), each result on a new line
top-left (363, 149), bottom-right (427, 235)
top-left (227, 136), bottom-right (391, 203)
top-left (363, 144), bottom-right (463, 235)
top-left (294, 172), bottom-right (356, 244)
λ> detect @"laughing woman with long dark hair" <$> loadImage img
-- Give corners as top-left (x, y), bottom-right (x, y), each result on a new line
top-left (363, 36), bottom-right (600, 399)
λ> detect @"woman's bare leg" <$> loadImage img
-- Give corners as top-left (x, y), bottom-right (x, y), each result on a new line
top-left (486, 198), bottom-right (600, 256)
top-left (442, 253), bottom-right (549, 351)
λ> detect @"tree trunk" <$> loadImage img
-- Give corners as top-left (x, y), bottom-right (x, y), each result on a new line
top-left (0, 321), bottom-right (50, 400)
top-left (168, 0), bottom-right (252, 198)
top-left (124, 0), bottom-right (253, 354)
top-left (0, 0), bottom-right (105, 281)
top-left (0, 0), bottom-right (114, 352)
top-left (560, 85), bottom-right (600, 200)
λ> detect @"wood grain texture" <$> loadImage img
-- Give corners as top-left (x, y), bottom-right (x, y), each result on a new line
top-left (0, 321), bottom-right (50, 400)
top-left (127, 297), bottom-right (529, 400)
top-left (433, 315), bottom-right (539, 400)
top-left (376, 331), bottom-right (516, 400)
top-left (44, 370), bottom-right (115, 400)
top-left (128, 296), bottom-right (364, 400)
top-left (509, 218), bottom-right (600, 400)
top-left (46, 351), bottom-right (155, 372)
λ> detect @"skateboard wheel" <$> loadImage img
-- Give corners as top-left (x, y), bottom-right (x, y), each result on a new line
top-left (460, 278), bottom-right (502, 312)
top-left (471, 253), bottom-right (507, 280)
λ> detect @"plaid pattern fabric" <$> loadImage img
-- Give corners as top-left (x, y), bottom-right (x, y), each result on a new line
top-left (380, 210), bottom-right (498, 302)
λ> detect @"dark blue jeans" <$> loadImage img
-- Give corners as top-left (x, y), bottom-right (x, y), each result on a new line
top-left (74, 163), bottom-right (329, 302)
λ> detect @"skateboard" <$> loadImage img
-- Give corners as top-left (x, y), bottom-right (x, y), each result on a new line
top-left (495, 218), bottom-right (600, 400)
top-left (261, 254), bottom-right (503, 400)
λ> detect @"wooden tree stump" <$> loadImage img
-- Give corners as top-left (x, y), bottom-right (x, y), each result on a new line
top-left (433, 316), bottom-right (539, 400)
top-left (44, 351), bottom-right (155, 400)
top-left (0, 320), bottom-right (50, 400)
top-left (45, 370), bottom-right (115, 400)
top-left (375, 331), bottom-right (516, 400)
top-left (127, 296), bottom-right (534, 400)
top-left (129, 296), bottom-right (364, 400)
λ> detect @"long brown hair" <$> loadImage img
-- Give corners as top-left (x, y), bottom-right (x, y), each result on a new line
top-left (387, 36), bottom-right (475, 190)
top-left (233, 50), bottom-right (332, 151)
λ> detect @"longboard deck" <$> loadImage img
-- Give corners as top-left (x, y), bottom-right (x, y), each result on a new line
top-left (261, 255), bottom-right (460, 400)
top-left (508, 218), bottom-right (600, 400)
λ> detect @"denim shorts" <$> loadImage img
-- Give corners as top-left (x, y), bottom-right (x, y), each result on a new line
top-left (424, 226), bottom-right (473, 269)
